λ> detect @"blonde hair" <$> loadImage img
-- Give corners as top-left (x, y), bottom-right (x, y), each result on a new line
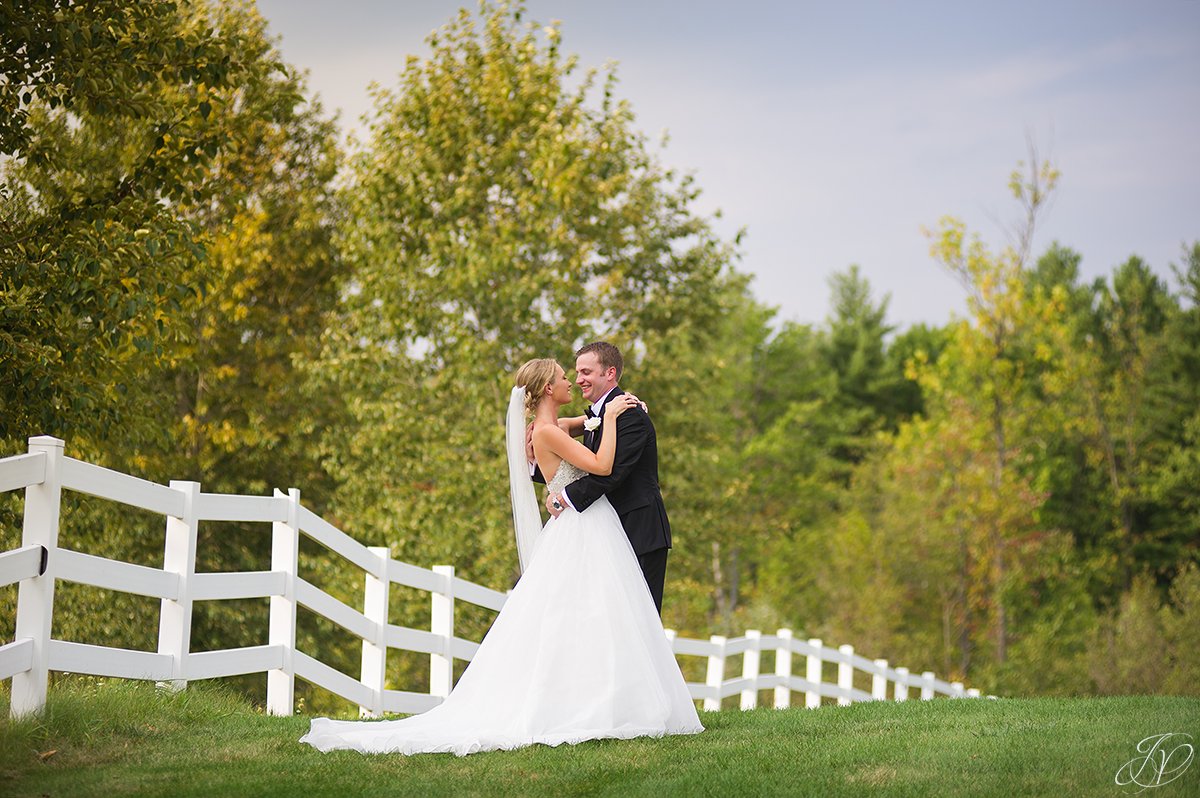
top-left (514, 358), bottom-right (560, 415)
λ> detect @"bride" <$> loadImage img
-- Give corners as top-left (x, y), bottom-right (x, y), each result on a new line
top-left (300, 358), bottom-right (703, 755)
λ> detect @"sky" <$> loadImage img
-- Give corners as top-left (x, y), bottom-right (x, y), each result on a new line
top-left (254, 0), bottom-right (1200, 329)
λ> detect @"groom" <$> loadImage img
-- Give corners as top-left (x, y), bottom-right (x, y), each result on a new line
top-left (543, 342), bottom-right (672, 614)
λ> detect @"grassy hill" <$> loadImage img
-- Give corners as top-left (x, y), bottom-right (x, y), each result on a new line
top-left (1, 680), bottom-right (1197, 797)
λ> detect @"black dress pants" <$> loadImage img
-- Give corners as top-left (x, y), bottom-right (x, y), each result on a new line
top-left (637, 547), bottom-right (669, 615)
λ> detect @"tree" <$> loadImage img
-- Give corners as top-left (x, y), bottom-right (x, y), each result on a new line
top-left (736, 266), bottom-right (939, 636)
top-left (1035, 246), bottom-right (1190, 601)
top-left (0, 0), bottom-right (297, 453)
top-left (0, 3), bottom-right (345, 702)
top-left (1, 0), bottom-right (248, 160)
top-left (885, 321), bottom-right (950, 419)
top-left (822, 265), bottom-right (909, 434)
top-left (1018, 244), bottom-right (1116, 594)
top-left (314, 2), bottom-right (750, 663)
top-left (1141, 243), bottom-right (1200, 588)
top-left (922, 154), bottom-right (1061, 665)
top-left (634, 278), bottom-right (770, 634)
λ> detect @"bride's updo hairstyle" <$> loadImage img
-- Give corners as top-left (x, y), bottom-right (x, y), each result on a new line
top-left (514, 358), bottom-right (559, 415)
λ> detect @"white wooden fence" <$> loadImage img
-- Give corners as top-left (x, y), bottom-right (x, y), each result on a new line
top-left (0, 436), bottom-right (982, 720)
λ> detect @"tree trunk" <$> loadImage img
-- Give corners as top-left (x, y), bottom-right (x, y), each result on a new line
top-left (991, 390), bottom-right (1008, 665)
top-left (957, 511), bottom-right (972, 676)
top-left (728, 546), bottom-right (740, 615)
top-left (711, 541), bottom-right (728, 630)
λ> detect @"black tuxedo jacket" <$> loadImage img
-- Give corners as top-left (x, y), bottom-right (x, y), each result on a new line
top-left (538, 387), bottom-right (671, 555)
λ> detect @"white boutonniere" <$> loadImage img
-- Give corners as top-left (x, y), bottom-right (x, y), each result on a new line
top-left (583, 417), bottom-right (601, 433)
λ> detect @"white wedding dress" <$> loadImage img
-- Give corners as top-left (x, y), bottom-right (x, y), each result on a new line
top-left (299, 461), bottom-right (703, 756)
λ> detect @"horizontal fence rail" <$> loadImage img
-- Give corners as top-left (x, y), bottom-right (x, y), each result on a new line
top-left (0, 436), bottom-right (989, 719)
top-left (0, 545), bottom-right (46, 589)
top-left (0, 452), bottom-right (45, 495)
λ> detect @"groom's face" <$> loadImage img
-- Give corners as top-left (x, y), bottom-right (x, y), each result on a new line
top-left (575, 352), bottom-right (617, 404)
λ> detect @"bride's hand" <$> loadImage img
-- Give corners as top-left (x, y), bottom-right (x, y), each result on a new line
top-left (604, 394), bottom-right (640, 419)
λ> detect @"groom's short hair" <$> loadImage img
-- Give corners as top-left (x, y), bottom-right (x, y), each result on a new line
top-left (576, 342), bottom-right (623, 382)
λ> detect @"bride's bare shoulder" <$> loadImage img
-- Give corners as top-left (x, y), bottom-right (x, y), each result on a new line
top-left (532, 421), bottom-right (567, 441)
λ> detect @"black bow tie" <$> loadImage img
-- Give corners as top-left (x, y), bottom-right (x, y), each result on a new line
top-left (585, 406), bottom-right (596, 419)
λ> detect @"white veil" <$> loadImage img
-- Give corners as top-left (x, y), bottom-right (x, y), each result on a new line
top-left (505, 386), bottom-right (543, 573)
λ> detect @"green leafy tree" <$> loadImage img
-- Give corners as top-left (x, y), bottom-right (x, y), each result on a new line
top-left (0, 3), bottom-right (345, 705)
top-left (734, 266), bottom-right (940, 637)
top-left (1019, 243), bottom-right (1115, 594)
top-left (1087, 573), bottom-right (1169, 694)
top-left (821, 265), bottom-right (914, 436)
top-left (1037, 248), bottom-right (1189, 601)
top-left (1141, 243), bottom-right (1200, 588)
top-left (0, 0), bottom-right (295, 453)
top-left (1161, 562), bottom-right (1200, 696)
top-left (314, 3), bottom-right (750, 674)
top-left (634, 278), bottom-right (771, 635)
top-left (921, 155), bottom-right (1063, 666)
top-left (885, 321), bottom-right (950, 420)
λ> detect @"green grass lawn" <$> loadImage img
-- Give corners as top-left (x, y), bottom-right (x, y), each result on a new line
top-left (1, 680), bottom-right (1197, 797)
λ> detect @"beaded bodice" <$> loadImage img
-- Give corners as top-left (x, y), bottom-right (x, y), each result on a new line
top-left (547, 461), bottom-right (587, 496)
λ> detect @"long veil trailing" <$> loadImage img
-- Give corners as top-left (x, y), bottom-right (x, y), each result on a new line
top-left (505, 386), bottom-right (543, 573)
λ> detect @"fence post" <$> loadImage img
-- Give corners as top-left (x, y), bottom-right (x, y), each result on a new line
top-left (740, 630), bottom-right (761, 710)
top-left (703, 635), bottom-right (726, 711)
top-left (156, 480), bottom-right (199, 692)
top-left (837, 644), bottom-right (854, 706)
top-left (773, 628), bottom-right (793, 709)
top-left (11, 436), bottom-right (64, 718)
top-left (360, 546), bottom-right (391, 718)
top-left (805, 638), bottom-right (823, 709)
top-left (921, 670), bottom-right (936, 700)
top-left (266, 488), bottom-right (300, 716)
top-left (430, 565), bottom-right (455, 700)
top-left (950, 681), bottom-right (965, 698)
top-left (872, 658), bottom-right (889, 700)
top-left (895, 666), bottom-right (910, 701)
